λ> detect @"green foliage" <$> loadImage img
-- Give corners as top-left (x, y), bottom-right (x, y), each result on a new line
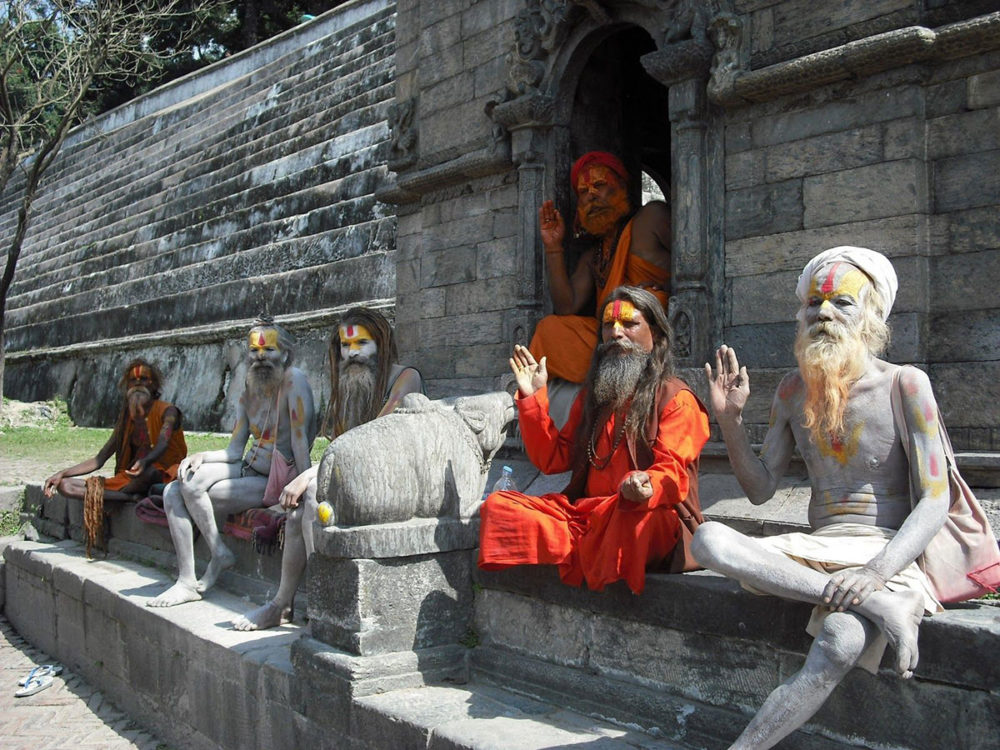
top-left (0, 509), bottom-right (22, 536)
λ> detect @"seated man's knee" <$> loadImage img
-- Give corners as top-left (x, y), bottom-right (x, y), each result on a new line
top-left (812, 613), bottom-right (868, 676)
top-left (163, 482), bottom-right (185, 513)
top-left (691, 520), bottom-right (729, 568)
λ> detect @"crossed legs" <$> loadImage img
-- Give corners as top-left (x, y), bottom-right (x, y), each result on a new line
top-left (232, 477), bottom-right (319, 630)
top-left (148, 462), bottom-right (267, 607)
top-left (691, 522), bottom-right (924, 750)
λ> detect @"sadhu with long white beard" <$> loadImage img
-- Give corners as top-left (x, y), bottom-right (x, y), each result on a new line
top-left (695, 246), bottom-right (957, 749)
top-left (44, 359), bottom-right (187, 502)
top-left (479, 285), bottom-right (710, 595)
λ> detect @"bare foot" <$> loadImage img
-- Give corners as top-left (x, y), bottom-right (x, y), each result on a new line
top-left (147, 582), bottom-right (201, 607)
top-left (863, 589), bottom-right (924, 678)
top-left (232, 601), bottom-right (291, 631)
top-left (195, 545), bottom-right (236, 593)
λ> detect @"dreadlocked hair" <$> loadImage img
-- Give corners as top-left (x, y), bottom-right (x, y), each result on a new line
top-left (572, 286), bottom-right (675, 473)
top-left (83, 476), bottom-right (106, 559)
top-left (321, 307), bottom-right (398, 438)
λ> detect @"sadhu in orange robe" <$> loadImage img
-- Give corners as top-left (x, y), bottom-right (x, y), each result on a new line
top-left (530, 218), bottom-right (671, 383)
top-left (478, 380), bottom-right (709, 595)
top-left (104, 400), bottom-right (187, 491)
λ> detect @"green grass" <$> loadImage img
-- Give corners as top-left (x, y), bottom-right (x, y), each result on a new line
top-left (0, 509), bottom-right (21, 536)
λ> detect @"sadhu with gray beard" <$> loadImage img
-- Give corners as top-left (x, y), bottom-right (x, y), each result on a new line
top-left (478, 286), bottom-right (710, 594)
top-left (44, 359), bottom-right (187, 501)
top-left (232, 306), bottom-right (423, 631)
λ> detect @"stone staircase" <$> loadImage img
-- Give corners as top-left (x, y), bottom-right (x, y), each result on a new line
top-left (2, 0), bottom-right (396, 353)
top-left (2, 0), bottom-right (399, 431)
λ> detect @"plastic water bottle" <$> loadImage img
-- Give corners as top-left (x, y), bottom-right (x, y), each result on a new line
top-left (491, 465), bottom-right (518, 493)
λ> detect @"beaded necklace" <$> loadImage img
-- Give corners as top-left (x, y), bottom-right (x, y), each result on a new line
top-left (587, 409), bottom-right (630, 470)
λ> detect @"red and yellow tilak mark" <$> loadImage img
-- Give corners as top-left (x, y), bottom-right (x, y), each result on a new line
top-left (808, 263), bottom-right (870, 306)
top-left (602, 299), bottom-right (638, 334)
top-left (248, 327), bottom-right (279, 352)
top-left (339, 324), bottom-right (373, 352)
top-left (816, 421), bottom-right (865, 465)
top-left (130, 365), bottom-right (152, 381)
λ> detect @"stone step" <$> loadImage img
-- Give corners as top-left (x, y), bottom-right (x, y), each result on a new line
top-left (7, 51), bottom-right (395, 281)
top-left (17, 8), bottom-right (395, 215)
top-left (7, 153), bottom-right (389, 319)
top-left (2, 538), bottom-right (687, 750)
top-left (1, 14), bottom-right (396, 280)
top-left (5, 248), bottom-right (397, 352)
top-left (472, 566), bottom-right (1000, 750)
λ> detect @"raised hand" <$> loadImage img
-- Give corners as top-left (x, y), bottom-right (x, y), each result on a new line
top-left (509, 344), bottom-right (547, 397)
top-left (704, 345), bottom-right (750, 422)
top-left (538, 200), bottom-right (565, 253)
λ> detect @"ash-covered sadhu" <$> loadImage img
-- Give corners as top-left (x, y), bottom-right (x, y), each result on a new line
top-left (479, 286), bottom-right (709, 594)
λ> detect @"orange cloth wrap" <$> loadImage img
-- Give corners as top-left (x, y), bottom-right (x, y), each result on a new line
top-left (105, 400), bottom-right (187, 491)
top-left (529, 220), bottom-right (671, 383)
top-left (478, 383), bottom-right (709, 594)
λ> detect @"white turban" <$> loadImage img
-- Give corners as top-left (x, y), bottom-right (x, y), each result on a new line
top-left (795, 246), bottom-right (898, 321)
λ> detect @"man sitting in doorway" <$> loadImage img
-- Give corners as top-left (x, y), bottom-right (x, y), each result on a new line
top-left (529, 151), bottom-right (672, 384)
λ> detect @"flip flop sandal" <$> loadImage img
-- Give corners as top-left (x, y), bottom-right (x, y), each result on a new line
top-left (17, 665), bottom-right (63, 686)
top-left (15, 673), bottom-right (53, 697)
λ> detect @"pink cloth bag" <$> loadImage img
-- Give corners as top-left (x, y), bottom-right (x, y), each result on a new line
top-left (891, 367), bottom-right (1000, 603)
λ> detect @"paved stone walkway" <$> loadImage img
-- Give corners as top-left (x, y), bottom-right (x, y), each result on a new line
top-left (0, 615), bottom-right (168, 750)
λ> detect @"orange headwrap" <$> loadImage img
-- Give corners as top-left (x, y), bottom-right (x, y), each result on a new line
top-left (570, 151), bottom-right (628, 190)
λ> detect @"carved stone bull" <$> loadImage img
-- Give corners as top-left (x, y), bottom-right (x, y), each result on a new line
top-left (316, 391), bottom-right (516, 526)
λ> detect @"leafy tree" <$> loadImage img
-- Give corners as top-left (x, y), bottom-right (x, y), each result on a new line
top-left (0, 0), bottom-right (217, 405)
top-left (93, 0), bottom-right (344, 112)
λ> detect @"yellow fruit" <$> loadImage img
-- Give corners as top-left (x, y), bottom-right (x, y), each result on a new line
top-left (317, 501), bottom-right (333, 526)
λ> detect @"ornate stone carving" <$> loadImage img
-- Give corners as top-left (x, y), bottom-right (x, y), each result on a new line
top-left (671, 306), bottom-right (692, 359)
top-left (707, 12), bottom-right (744, 105)
top-left (508, 0), bottom-right (573, 96)
top-left (387, 97), bottom-right (418, 171)
top-left (317, 391), bottom-right (516, 525)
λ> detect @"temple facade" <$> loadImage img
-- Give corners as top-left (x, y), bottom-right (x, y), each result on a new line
top-left (3, 0), bottom-right (999, 448)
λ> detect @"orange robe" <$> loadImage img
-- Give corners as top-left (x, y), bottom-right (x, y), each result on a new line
top-left (478, 383), bottom-right (709, 594)
top-left (530, 219), bottom-right (671, 383)
top-left (104, 400), bottom-right (187, 491)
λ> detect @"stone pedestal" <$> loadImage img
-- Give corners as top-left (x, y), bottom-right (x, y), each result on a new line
top-left (307, 517), bottom-right (479, 656)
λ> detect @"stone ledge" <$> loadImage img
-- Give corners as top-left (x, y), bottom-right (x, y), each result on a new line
top-left (314, 516), bottom-right (480, 559)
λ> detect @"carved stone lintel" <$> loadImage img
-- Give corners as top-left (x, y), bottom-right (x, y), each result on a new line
top-left (490, 92), bottom-right (556, 131)
top-left (715, 14), bottom-right (1000, 106)
top-left (640, 39), bottom-right (714, 87)
top-left (393, 145), bottom-right (512, 197)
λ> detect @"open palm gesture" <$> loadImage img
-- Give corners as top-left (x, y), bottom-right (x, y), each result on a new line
top-left (509, 345), bottom-right (547, 397)
top-left (704, 345), bottom-right (750, 421)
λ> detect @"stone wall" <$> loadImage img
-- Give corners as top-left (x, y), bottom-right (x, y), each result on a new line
top-left (2, 0), bottom-right (398, 429)
top-left (4, 0), bottom-right (998, 446)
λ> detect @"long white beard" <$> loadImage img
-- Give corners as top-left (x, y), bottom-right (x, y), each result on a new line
top-left (338, 359), bottom-right (377, 431)
top-left (592, 340), bottom-right (648, 410)
top-left (795, 321), bottom-right (868, 440)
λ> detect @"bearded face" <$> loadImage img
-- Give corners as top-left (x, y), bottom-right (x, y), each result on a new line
top-left (123, 364), bottom-right (156, 419)
top-left (575, 165), bottom-right (631, 238)
top-left (795, 262), bottom-right (882, 440)
top-left (246, 326), bottom-right (287, 395)
top-left (336, 323), bottom-right (379, 431)
top-left (592, 339), bottom-right (649, 410)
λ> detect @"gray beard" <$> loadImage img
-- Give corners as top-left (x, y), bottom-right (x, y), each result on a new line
top-left (246, 362), bottom-right (283, 396)
top-left (338, 359), bottom-right (377, 431)
top-left (592, 341), bottom-right (648, 410)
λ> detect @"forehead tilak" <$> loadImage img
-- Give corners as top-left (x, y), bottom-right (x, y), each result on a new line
top-left (602, 299), bottom-right (638, 324)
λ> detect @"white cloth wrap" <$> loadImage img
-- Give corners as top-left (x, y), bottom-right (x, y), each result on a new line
top-left (796, 246), bottom-right (898, 321)
top-left (744, 523), bottom-right (941, 674)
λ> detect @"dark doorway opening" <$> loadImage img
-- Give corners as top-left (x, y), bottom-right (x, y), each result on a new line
top-left (569, 26), bottom-right (670, 208)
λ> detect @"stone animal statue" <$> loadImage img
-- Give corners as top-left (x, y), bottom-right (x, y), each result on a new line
top-left (316, 391), bottom-right (516, 526)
